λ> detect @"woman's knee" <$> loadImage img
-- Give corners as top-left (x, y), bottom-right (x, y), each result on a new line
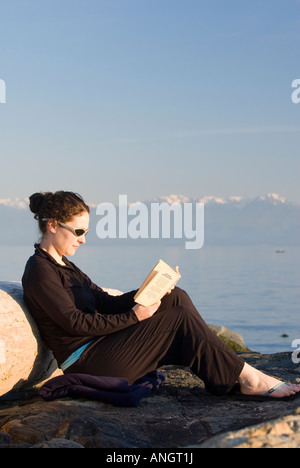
top-left (160, 286), bottom-right (194, 311)
top-left (161, 304), bottom-right (199, 327)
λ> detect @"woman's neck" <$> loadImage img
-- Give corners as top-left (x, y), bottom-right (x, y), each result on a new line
top-left (40, 238), bottom-right (66, 266)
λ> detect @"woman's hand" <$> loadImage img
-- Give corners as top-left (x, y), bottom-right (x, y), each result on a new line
top-left (165, 286), bottom-right (175, 295)
top-left (132, 301), bottom-right (161, 322)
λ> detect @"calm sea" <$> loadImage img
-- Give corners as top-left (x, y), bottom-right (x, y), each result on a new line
top-left (1, 243), bottom-right (299, 355)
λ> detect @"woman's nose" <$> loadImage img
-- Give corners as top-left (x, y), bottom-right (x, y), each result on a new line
top-left (78, 234), bottom-right (86, 244)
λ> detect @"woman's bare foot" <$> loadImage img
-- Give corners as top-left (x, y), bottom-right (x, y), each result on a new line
top-left (238, 363), bottom-right (300, 398)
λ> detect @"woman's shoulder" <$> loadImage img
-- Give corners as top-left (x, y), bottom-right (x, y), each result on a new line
top-left (22, 245), bottom-right (60, 283)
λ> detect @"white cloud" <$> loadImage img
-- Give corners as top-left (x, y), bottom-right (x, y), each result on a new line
top-left (0, 198), bottom-right (28, 209)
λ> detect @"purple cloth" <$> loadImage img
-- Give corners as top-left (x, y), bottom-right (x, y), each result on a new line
top-left (39, 371), bottom-right (165, 407)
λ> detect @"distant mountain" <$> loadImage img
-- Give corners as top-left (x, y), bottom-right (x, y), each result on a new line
top-left (151, 192), bottom-right (292, 207)
top-left (141, 193), bottom-right (300, 246)
top-left (0, 194), bottom-right (299, 246)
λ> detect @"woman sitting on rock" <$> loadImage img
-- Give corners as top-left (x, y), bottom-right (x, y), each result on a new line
top-left (22, 191), bottom-right (300, 400)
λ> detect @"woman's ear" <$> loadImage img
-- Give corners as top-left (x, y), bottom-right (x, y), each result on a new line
top-left (47, 219), bottom-right (58, 234)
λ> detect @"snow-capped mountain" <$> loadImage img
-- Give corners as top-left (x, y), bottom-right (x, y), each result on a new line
top-left (255, 193), bottom-right (287, 205)
top-left (152, 193), bottom-right (293, 207)
top-left (0, 193), bottom-right (295, 210)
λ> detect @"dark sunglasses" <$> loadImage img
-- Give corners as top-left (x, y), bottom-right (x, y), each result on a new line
top-left (42, 219), bottom-right (89, 237)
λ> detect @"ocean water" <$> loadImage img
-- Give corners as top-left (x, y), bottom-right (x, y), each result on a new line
top-left (1, 243), bottom-right (299, 355)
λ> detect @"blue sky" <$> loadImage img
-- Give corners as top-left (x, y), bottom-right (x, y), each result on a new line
top-left (0, 0), bottom-right (299, 205)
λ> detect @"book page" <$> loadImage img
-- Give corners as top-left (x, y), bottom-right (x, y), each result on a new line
top-left (135, 269), bottom-right (159, 295)
top-left (134, 260), bottom-right (181, 307)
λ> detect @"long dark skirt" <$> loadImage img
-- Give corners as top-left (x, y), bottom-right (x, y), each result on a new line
top-left (66, 287), bottom-right (245, 396)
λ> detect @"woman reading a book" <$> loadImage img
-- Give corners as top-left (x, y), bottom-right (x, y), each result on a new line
top-left (22, 191), bottom-right (300, 399)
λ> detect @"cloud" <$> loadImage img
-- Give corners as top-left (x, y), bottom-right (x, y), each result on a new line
top-left (0, 198), bottom-right (28, 209)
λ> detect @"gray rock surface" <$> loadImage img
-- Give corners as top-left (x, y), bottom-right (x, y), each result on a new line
top-left (1, 351), bottom-right (300, 448)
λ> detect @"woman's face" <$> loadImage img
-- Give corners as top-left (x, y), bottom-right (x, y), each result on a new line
top-left (52, 211), bottom-right (90, 258)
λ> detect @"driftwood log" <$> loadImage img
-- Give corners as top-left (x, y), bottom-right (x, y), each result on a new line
top-left (0, 281), bottom-right (61, 397)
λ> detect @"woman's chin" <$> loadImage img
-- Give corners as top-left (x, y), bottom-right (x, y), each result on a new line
top-left (65, 246), bottom-right (78, 257)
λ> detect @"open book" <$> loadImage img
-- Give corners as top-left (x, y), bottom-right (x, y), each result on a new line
top-left (134, 259), bottom-right (181, 307)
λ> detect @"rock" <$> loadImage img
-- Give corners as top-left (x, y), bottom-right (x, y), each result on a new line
top-left (1, 352), bottom-right (300, 448)
top-left (1, 281), bottom-right (299, 448)
top-left (208, 324), bottom-right (250, 352)
top-left (0, 282), bottom-right (61, 397)
top-left (31, 438), bottom-right (85, 448)
top-left (196, 408), bottom-right (300, 448)
top-left (0, 431), bottom-right (10, 448)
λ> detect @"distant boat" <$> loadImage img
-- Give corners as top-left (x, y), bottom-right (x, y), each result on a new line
top-left (275, 249), bottom-right (285, 254)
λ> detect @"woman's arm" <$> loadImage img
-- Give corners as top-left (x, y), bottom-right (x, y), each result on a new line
top-left (23, 266), bottom-right (139, 338)
top-left (70, 262), bottom-right (138, 315)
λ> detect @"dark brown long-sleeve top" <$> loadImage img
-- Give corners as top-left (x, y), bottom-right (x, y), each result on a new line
top-left (22, 244), bottom-right (139, 366)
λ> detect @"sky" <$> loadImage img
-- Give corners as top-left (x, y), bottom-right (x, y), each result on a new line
top-left (0, 0), bottom-right (299, 206)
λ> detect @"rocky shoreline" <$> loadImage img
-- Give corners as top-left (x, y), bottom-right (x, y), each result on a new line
top-left (1, 281), bottom-right (299, 448)
top-left (1, 350), bottom-right (300, 448)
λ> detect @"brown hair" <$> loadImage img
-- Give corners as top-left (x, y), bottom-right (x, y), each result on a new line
top-left (29, 191), bottom-right (90, 234)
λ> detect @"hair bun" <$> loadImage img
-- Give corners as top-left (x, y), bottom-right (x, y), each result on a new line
top-left (29, 192), bottom-right (52, 217)
top-left (28, 190), bottom-right (89, 234)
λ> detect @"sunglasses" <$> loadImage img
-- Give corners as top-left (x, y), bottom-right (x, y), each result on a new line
top-left (58, 222), bottom-right (89, 237)
top-left (42, 219), bottom-right (89, 237)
